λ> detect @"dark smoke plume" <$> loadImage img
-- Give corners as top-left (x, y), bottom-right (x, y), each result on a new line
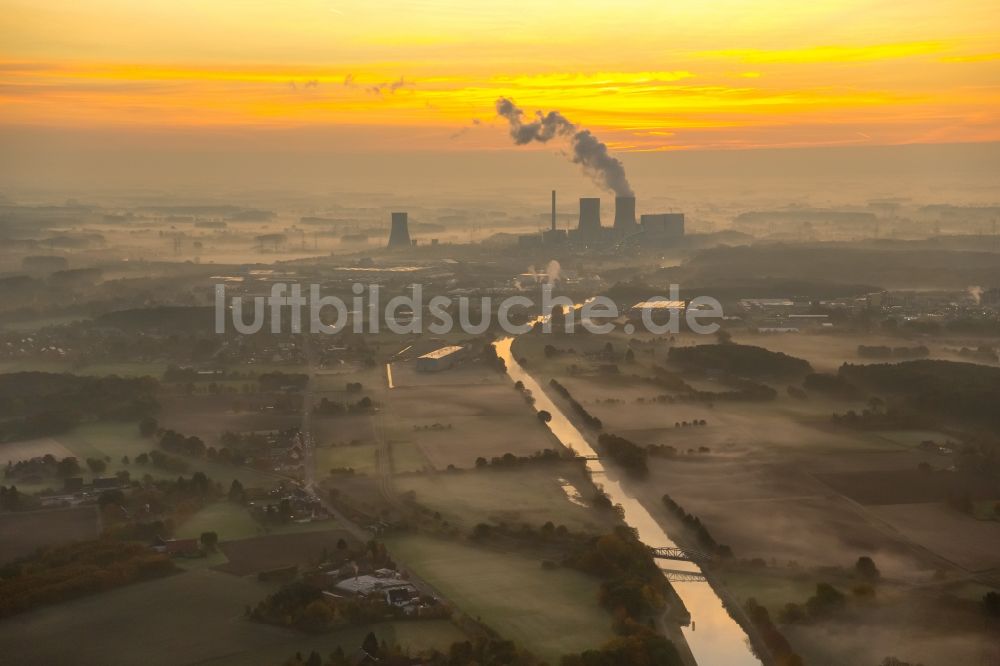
top-left (495, 97), bottom-right (634, 197)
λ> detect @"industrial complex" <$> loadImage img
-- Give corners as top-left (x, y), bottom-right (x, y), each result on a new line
top-left (383, 191), bottom-right (685, 250)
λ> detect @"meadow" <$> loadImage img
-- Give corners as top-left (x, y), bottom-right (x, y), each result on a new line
top-left (0, 506), bottom-right (98, 562)
top-left (385, 534), bottom-right (615, 663)
top-left (394, 465), bottom-right (615, 534)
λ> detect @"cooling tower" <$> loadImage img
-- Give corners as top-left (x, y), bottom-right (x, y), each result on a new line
top-left (387, 212), bottom-right (411, 248)
top-left (613, 196), bottom-right (636, 233)
top-left (578, 197), bottom-right (601, 237)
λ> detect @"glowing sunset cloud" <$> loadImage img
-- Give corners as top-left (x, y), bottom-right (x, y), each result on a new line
top-left (1, 0), bottom-right (997, 150)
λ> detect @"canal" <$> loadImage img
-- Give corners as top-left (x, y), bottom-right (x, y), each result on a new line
top-left (494, 336), bottom-right (762, 666)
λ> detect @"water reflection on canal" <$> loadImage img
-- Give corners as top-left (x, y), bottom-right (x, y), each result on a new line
top-left (494, 337), bottom-right (762, 666)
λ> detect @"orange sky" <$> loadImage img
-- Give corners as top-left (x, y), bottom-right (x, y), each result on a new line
top-left (1, 0), bottom-right (998, 151)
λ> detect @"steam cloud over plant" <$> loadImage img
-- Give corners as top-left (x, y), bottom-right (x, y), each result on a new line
top-left (495, 97), bottom-right (634, 197)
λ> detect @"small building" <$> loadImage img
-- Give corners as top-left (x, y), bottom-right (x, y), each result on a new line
top-left (151, 537), bottom-right (202, 558)
top-left (542, 228), bottom-right (567, 244)
top-left (628, 300), bottom-right (686, 326)
top-left (93, 476), bottom-right (122, 490)
top-left (416, 345), bottom-right (466, 372)
top-left (739, 298), bottom-right (796, 313)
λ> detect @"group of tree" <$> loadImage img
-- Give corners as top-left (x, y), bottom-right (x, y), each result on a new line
top-left (283, 625), bottom-right (684, 666)
top-left (473, 449), bottom-right (566, 469)
top-left (829, 404), bottom-right (935, 432)
top-left (0, 538), bottom-right (176, 618)
top-left (258, 372), bottom-right (309, 392)
top-left (251, 577), bottom-right (443, 635)
top-left (314, 396), bottom-right (375, 416)
top-left (131, 449), bottom-right (190, 474)
top-left (283, 635), bottom-right (544, 666)
top-left (667, 344), bottom-right (812, 379)
top-left (560, 623), bottom-right (684, 666)
top-left (100, 471), bottom-right (223, 541)
top-left (982, 591), bottom-right (1000, 617)
top-left (776, 582), bottom-right (853, 625)
top-left (956, 345), bottom-right (999, 363)
top-left (838, 360), bottom-right (1000, 430)
top-left (803, 372), bottom-right (863, 399)
top-left (744, 598), bottom-right (805, 666)
top-left (595, 434), bottom-right (648, 478)
top-left (158, 429), bottom-right (208, 458)
top-left (95, 305), bottom-right (215, 333)
top-left (564, 526), bottom-right (672, 623)
top-left (857, 345), bottom-right (929, 359)
top-left (661, 494), bottom-right (732, 558)
top-left (5, 454), bottom-right (84, 482)
top-left (163, 365), bottom-right (255, 383)
top-left (149, 420), bottom-right (302, 471)
top-left (0, 371), bottom-right (158, 441)
top-left (470, 520), bottom-right (585, 550)
top-left (651, 365), bottom-right (776, 402)
top-left (689, 376), bottom-right (779, 402)
top-left (482, 343), bottom-right (507, 373)
top-left (0, 485), bottom-right (38, 511)
top-left (549, 380), bottom-right (602, 429)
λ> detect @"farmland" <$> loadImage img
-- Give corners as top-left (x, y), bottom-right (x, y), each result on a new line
top-left (213, 529), bottom-right (357, 577)
top-left (0, 506), bottom-right (98, 563)
top-left (395, 466), bottom-right (616, 534)
top-left (0, 568), bottom-right (462, 666)
top-left (385, 534), bottom-right (615, 663)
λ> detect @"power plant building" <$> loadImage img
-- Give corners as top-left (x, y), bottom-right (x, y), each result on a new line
top-left (518, 193), bottom-right (686, 248)
top-left (577, 197), bottom-right (602, 238)
top-left (387, 212), bottom-right (412, 248)
top-left (640, 213), bottom-right (685, 241)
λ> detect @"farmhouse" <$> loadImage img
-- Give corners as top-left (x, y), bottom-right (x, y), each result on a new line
top-left (331, 574), bottom-right (419, 607)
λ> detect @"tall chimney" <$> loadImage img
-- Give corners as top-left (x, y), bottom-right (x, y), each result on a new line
top-left (387, 212), bottom-right (411, 248)
top-left (613, 196), bottom-right (636, 233)
top-left (578, 197), bottom-right (601, 237)
top-left (551, 190), bottom-right (556, 231)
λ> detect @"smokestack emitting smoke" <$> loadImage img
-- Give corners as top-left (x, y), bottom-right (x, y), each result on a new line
top-left (495, 98), bottom-right (634, 198)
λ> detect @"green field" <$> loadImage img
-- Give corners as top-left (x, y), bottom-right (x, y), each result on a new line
top-left (175, 502), bottom-right (340, 548)
top-left (69, 422), bottom-right (283, 488)
top-left (717, 570), bottom-right (820, 615)
top-left (7, 422), bottom-right (286, 497)
top-left (389, 438), bottom-right (433, 473)
top-left (394, 466), bottom-right (615, 534)
top-left (315, 442), bottom-right (379, 475)
top-left (0, 568), bottom-right (464, 666)
top-left (0, 360), bottom-right (165, 377)
top-left (0, 315), bottom-right (90, 331)
top-left (385, 534), bottom-right (615, 662)
top-left (175, 502), bottom-right (263, 541)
